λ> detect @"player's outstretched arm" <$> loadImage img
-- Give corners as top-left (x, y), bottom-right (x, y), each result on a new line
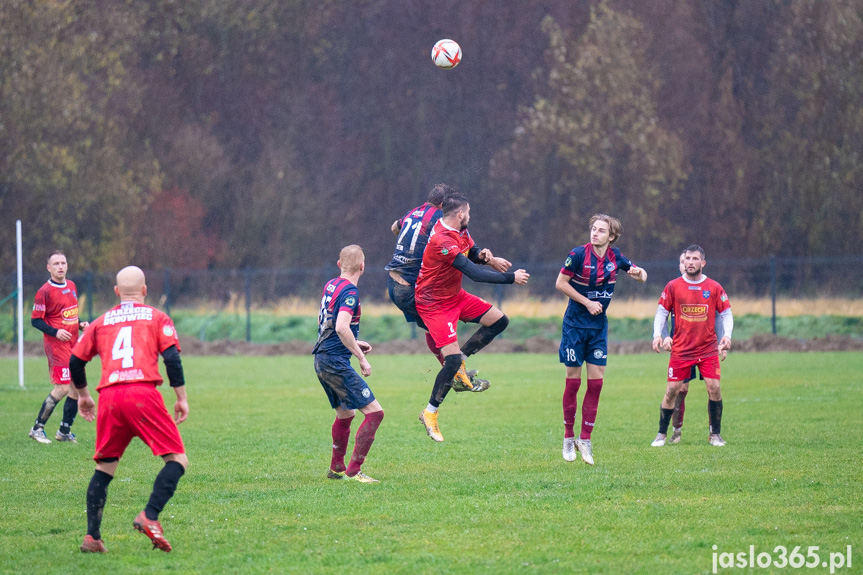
top-left (453, 254), bottom-right (516, 285)
top-left (627, 265), bottom-right (647, 282)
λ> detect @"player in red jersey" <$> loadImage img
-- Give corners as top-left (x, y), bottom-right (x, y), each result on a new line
top-left (28, 252), bottom-right (89, 444)
top-left (71, 266), bottom-right (188, 553)
top-left (650, 245), bottom-right (733, 447)
top-left (415, 193), bottom-right (530, 442)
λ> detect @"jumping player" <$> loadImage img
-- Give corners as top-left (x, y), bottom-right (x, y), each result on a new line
top-left (415, 194), bottom-right (529, 442)
top-left (651, 245), bottom-right (733, 447)
top-left (72, 266), bottom-right (188, 553)
top-left (556, 214), bottom-right (647, 465)
top-left (314, 245), bottom-right (384, 483)
top-left (28, 251), bottom-right (89, 444)
top-left (386, 183), bottom-right (507, 392)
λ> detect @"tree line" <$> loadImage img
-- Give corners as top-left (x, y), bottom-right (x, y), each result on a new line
top-left (1, 0), bottom-right (861, 275)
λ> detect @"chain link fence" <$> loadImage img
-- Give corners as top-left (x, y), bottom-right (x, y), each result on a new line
top-left (3, 256), bottom-right (862, 343)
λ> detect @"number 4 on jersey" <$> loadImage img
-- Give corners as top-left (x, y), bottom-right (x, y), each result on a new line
top-left (112, 325), bottom-right (135, 368)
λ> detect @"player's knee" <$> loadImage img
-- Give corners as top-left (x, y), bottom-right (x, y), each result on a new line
top-left (165, 453), bottom-right (189, 470)
top-left (489, 314), bottom-right (509, 336)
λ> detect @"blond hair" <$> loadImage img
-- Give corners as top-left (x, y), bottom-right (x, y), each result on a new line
top-left (339, 244), bottom-right (365, 273)
top-left (589, 214), bottom-right (622, 244)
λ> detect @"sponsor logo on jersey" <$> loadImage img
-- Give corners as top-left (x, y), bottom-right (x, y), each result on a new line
top-left (33, 303), bottom-right (46, 312)
top-left (587, 290), bottom-right (613, 300)
top-left (61, 305), bottom-right (79, 323)
top-left (62, 289), bottom-right (71, 294)
top-left (441, 248), bottom-right (449, 255)
top-left (688, 285), bottom-right (701, 290)
top-left (104, 306), bottom-right (153, 326)
top-left (108, 368), bottom-right (146, 383)
top-left (720, 294), bottom-right (728, 302)
top-left (680, 304), bottom-right (709, 322)
top-left (163, 325), bottom-right (175, 337)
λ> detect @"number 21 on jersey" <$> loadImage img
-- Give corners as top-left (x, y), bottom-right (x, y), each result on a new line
top-left (112, 326), bottom-right (135, 368)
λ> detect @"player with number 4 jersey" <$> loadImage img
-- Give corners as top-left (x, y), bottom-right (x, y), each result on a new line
top-left (71, 266), bottom-right (188, 553)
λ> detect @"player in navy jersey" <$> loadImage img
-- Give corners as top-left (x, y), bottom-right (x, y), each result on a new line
top-left (314, 245), bottom-right (383, 483)
top-left (556, 214), bottom-right (647, 464)
top-left (386, 184), bottom-right (507, 392)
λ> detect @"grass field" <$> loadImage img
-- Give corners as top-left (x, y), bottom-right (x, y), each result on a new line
top-left (1, 352), bottom-right (861, 574)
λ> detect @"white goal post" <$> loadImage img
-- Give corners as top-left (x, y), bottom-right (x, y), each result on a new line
top-left (17, 220), bottom-right (25, 389)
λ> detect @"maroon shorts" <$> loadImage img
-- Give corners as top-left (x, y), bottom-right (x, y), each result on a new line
top-left (417, 290), bottom-right (493, 348)
top-left (49, 365), bottom-right (71, 385)
top-left (667, 355), bottom-right (720, 382)
top-left (94, 383), bottom-right (185, 461)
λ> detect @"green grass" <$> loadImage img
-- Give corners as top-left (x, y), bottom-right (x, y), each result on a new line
top-left (1, 352), bottom-right (861, 574)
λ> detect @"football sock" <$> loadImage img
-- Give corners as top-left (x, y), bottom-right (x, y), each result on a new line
top-left (658, 407), bottom-right (675, 434)
top-left (331, 415), bottom-right (354, 473)
top-left (35, 393), bottom-right (60, 428)
top-left (580, 378), bottom-right (603, 440)
top-left (460, 315), bottom-right (509, 357)
top-left (145, 461), bottom-right (185, 521)
top-left (59, 396), bottom-right (78, 433)
top-left (425, 332), bottom-right (444, 365)
top-left (86, 470), bottom-right (114, 540)
top-left (426, 404), bottom-right (438, 413)
top-left (672, 389), bottom-right (688, 428)
top-left (708, 399), bottom-right (723, 435)
top-left (562, 377), bottom-right (581, 439)
top-left (429, 354), bottom-right (461, 407)
top-left (346, 410), bottom-right (384, 477)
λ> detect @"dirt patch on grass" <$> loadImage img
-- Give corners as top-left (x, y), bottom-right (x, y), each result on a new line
top-left (5, 334), bottom-right (861, 358)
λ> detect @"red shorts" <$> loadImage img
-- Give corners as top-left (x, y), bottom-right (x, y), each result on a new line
top-left (94, 383), bottom-right (185, 461)
top-left (49, 365), bottom-right (71, 385)
top-left (667, 355), bottom-right (720, 382)
top-left (417, 289), bottom-right (493, 348)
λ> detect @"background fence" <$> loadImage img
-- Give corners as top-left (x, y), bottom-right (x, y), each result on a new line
top-left (3, 255), bottom-right (862, 343)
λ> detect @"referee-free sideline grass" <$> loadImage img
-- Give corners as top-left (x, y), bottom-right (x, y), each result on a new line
top-left (1, 352), bottom-right (860, 575)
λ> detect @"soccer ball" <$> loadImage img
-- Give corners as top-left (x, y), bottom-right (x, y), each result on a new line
top-left (431, 39), bottom-right (461, 69)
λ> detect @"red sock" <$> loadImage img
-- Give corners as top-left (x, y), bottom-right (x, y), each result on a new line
top-left (673, 389), bottom-right (688, 428)
top-left (562, 377), bottom-right (581, 439)
top-left (425, 332), bottom-right (444, 365)
top-left (346, 410), bottom-right (384, 477)
top-left (580, 378), bottom-right (603, 440)
top-left (330, 415), bottom-right (353, 473)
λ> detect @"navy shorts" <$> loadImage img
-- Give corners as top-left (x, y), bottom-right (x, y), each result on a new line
top-left (387, 275), bottom-right (427, 330)
top-left (314, 354), bottom-right (375, 410)
top-left (684, 365), bottom-right (702, 383)
top-left (559, 324), bottom-right (608, 367)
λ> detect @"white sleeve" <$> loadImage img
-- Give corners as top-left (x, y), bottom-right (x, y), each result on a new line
top-left (653, 305), bottom-right (670, 339)
top-left (719, 308), bottom-right (733, 339)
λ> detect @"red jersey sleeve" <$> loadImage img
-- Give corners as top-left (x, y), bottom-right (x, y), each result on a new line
top-left (658, 280), bottom-right (676, 311)
top-left (71, 318), bottom-right (100, 361)
top-left (154, 310), bottom-right (181, 353)
top-left (31, 286), bottom-right (47, 320)
top-left (714, 284), bottom-right (731, 314)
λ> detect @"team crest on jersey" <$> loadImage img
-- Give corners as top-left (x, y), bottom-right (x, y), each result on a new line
top-left (362, 388), bottom-right (370, 398)
top-left (720, 294), bottom-right (728, 302)
top-left (163, 325), bottom-right (175, 337)
top-left (702, 290), bottom-right (711, 298)
top-left (605, 262), bottom-right (615, 272)
top-left (593, 349), bottom-right (606, 359)
top-left (345, 296), bottom-right (356, 307)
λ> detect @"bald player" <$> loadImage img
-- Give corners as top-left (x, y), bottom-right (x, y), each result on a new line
top-left (71, 266), bottom-right (188, 553)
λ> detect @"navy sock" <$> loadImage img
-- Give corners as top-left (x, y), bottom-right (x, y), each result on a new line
top-left (145, 461), bottom-right (186, 520)
top-left (60, 397), bottom-right (78, 433)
